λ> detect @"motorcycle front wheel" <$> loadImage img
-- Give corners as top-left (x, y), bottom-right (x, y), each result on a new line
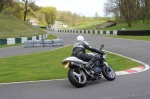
top-left (68, 68), bottom-right (87, 88)
top-left (102, 64), bottom-right (116, 81)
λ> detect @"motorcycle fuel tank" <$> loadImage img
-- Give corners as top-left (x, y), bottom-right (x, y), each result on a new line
top-left (62, 56), bottom-right (88, 64)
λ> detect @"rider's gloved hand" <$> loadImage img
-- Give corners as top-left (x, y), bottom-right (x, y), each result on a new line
top-left (101, 51), bottom-right (105, 54)
top-left (98, 50), bottom-right (104, 55)
top-left (95, 54), bottom-right (101, 59)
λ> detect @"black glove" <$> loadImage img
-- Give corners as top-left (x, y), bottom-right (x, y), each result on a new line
top-left (102, 51), bottom-right (105, 54)
top-left (91, 48), bottom-right (104, 54)
top-left (99, 50), bottom-right (104, 55)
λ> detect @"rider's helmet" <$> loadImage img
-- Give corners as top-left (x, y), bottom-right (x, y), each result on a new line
top-left (77, 35), bottom-right (84, 41)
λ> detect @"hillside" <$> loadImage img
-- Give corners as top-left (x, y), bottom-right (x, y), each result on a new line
top-left (0, 14), bottom-right (45, 38)
top-left (69, 18), bottom-right (150, 30)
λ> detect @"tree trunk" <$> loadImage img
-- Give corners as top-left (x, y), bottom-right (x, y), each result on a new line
top-left (145, 0), bottom-right (149, 24)
top-left (0, 6), bottom-right (3, 12)
top-left (24, 0), bottom-right (28, 21)
top-left (24, 11), bottom-right (27, 21)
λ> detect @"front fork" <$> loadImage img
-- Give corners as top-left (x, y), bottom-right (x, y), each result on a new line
top-left (103, 62), bottom-right (109, 68)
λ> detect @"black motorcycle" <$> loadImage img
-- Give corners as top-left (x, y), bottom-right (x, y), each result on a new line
top-left (62, 44), bottom-right (116, 88)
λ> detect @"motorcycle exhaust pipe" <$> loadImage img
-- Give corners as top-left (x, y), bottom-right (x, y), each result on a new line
top-left (70, 62), bottom-right (83, 69)
top-left (70, 62), bottom-right (91, 76)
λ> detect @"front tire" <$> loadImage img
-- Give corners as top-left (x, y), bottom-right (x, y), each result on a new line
top-left (68, 68), bottom-right (87, 88)
top-left (102, 64), bottom-right (116, 81)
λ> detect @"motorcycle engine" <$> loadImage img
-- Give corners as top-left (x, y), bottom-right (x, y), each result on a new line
top-left (92, 60), bottom-right (102, 75)
top-left (93, 66), bottom-right (101, 74)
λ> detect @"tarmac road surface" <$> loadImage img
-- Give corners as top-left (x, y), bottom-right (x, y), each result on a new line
top-left (0, 31), bottom-right (150, 99)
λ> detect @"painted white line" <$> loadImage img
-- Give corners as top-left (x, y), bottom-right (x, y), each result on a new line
top-left (131, 67), bottom-right (144, 71)
top-left (116, 71), bottom-right (130, 75)
top-left (0, 79), bottom-right (68, 85)
top-left (104, 50), bottom-right (150, 75)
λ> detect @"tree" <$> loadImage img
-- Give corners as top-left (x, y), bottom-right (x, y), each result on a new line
top-left (22, 0), bottom-right (37, 21)
top-left (41, 6), bottom-right (57, 25)
top-left (35, 11), bottom-right (46, 26)
top-left (72, 13), bottom-right (80, 26)
top-left (57, 11), bottom-right (82, 26)
top-left (22, 0), bottom-right (28, 21)
top-left (141, 0), bottom-right (150, 24)
top-left (0, 0), bottom-right (13, 12)
top-left (104, 0), bottom-right (120, 19)
top-left (104, 0), bottom-right (136, 27)
top-left (94, 12), bottom-right (99, 20)
top-left (104, 0), bottom-right (150, 27)
top-left (10, 1), bottom-right (24, 20)
top-left (117, 0), bottom-right (133, 27)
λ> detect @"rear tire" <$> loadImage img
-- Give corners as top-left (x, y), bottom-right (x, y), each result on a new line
top-left (68, 68), bottom-right (87, 88)
top-left (102, 64), bottom-right (116, 81)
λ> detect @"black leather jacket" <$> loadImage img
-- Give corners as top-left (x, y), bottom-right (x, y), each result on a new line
top-left (72, 41), bottom-right (100, 56)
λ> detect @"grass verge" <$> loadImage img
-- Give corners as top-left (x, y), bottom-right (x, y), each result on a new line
top-left (46, 34), bottom-right (58, 40)
top-left (0, 46), bottom-right (141, 83)
top-left (69, 20), bottom-right (107, 29)
top-left (70, 19), bottom-right (150, 30)
top-left (103, 20), bottom-right (150, 30)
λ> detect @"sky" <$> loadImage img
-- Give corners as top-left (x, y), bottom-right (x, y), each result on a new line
top-left (35, 0), bottom-right (107, 17)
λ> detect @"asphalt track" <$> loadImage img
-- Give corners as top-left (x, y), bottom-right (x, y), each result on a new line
top-left (0, 30), bottom-right (150, 99)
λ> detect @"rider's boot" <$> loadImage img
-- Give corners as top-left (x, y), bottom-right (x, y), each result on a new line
top-left (85, 63), bottom-right (92, 70)
top-left (85, 58), bottom-right (97, 70)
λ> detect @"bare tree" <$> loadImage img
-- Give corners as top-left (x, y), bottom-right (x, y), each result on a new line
top-left (141, 0), bottom-right (150, 24)
top-left (104, 0), bottom-right (120, 20)
top-left (104, 0), bottom-right (142, 27)
top-left (94, 12), bottom-right (99, 20)
top-left (104, 0), bottom-right (150, 27)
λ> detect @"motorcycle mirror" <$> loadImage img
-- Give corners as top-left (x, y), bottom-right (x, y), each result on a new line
top-left (100, 44), bottom-right (104, 50)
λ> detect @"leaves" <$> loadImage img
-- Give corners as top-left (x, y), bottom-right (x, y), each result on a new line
top-left (104, 0), bottom-right (150, 26)
top-left (40, 6), bottom-right (57, 25)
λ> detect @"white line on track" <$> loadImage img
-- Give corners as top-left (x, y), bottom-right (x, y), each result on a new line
top-left (104, 50), bottom-right (150, 75)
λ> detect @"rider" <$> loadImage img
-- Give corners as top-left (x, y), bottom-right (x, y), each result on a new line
top-left (71, 35), bottom-right (103, 70)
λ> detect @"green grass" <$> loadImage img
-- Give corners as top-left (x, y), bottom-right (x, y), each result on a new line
top-left (69, 20), bottom-right (107, 29)
top-left (107, 35), bottom-right (150, 41)
top-left (46, 34), bottom-right (58, 40)
top-left (105, 52), bottom-right (141, 71)
top-left (71, 19), bottom-right (150, 30)
top-left (0, 14), bottom-right (45, 38)
top-left (0, 45), bottom-right (141, 83)
top-left (103, 20), bottom-right (150, 30)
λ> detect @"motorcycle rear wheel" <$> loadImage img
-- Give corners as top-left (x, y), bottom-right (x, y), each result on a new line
top-left (68, 68), bottom-right (87, 88)
top-left (102, 64), bottom-right (116, 81)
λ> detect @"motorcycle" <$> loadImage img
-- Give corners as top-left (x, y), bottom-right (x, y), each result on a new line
top-left (62, 44), bottom-right (116, 88)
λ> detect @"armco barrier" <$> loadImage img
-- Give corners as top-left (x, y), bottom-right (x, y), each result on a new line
top-left (0, 33), bottom-right (48, 45)
top-left (24, 39), bottom-right (63, 48)
top-left (55, 29), bottom-right (118, 35)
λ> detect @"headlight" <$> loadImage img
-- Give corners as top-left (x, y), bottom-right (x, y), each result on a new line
top-left (102, 54), bottom-right (106, 59)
